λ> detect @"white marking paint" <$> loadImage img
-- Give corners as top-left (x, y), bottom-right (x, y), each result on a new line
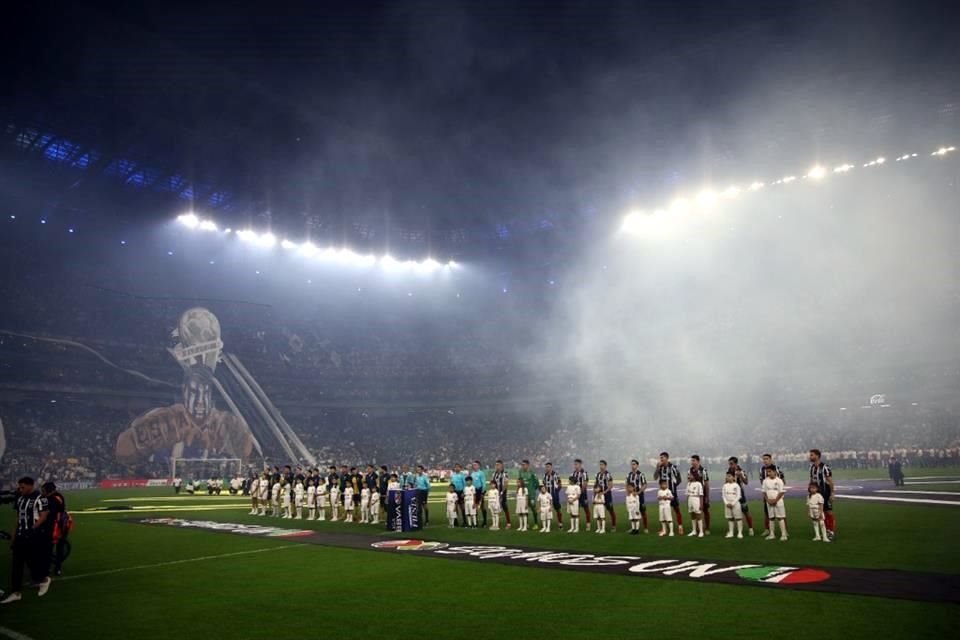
top-left (0, 626), bottom-right (36, 640)
top-left (837, 494), bottom-right (960, 506)
top-left (57, 544), bottom-right (304, 582)
top-left (905, 479), bottom-right (960, 485)
top-left (875, 489), bottom-right (960, 496)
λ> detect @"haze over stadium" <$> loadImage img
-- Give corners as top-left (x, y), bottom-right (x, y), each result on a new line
top-left (0, 1), bottom-right (958, 638)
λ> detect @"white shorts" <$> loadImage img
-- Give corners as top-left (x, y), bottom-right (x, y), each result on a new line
top-left (724, 502), bottom-right (743, 520)
top-left (627, 506), bottom-right (641, 520)
top-left (808, 509), bottom-right (823, 521)
top-left (658, 504), bottom-right (673, 522)
top-left (567, 502), bottom-right (579, 516)
top-left (516, 503), bottom-right (528, 515)
top-left (688, 498), bottom-right (702, 514)
top-left (540, 508), bottom-right (553, 521)
top-left (465, 503), bottom-right (476, 516)
top-left (447, 508), bottom-right (458, 520)
top-left (768, 501), bottom-right (786, 519)
top-left (593, 505), bottom-right (606, 520)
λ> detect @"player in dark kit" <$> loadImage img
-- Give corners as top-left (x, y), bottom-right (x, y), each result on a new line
top-left (727, 456), bottom-right (754, 535)
top-left (809, 449), bottom-right (836, 540)
top-left (595, 460), bottom-right (617, 531)
top-left (571, 459), bottom-right (591, 530)
top-left (689, 455), bottom-right (710, 534)
top-left (654, 452), bottom-right (684, 535)
top-left (542, 463), bottom-right (563, 526)
top-left (492, 460), bottom-right (511, 529)
top-left (760, 453), bottom-right (785, 536)
top-left (626, 459), bottom-right (648, 532)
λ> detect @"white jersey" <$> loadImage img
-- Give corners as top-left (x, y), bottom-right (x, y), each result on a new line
top-left (369, 491), bottom-right (380, 510)
top-left (360, 488), bottom-right (371, 507)
top-left (657, 489), bottom-right (673, 522)
top-left (515, 487), bottom-right (528, 514)
top-left (537, 492), bottom-right (553, 517)
top-left (486, 487), bottom-right (501, 513)
top-left (258, 480), bottom-right (269, 500)
top-left (250, 478), bottom-right (260, 495)
top-left (294, 483), bottom-right (305, 505)
top-left (593, 493), bottom-right (606, 519)
top-left (446, 491), bottom-right (459, 516)
top-left (721, 482), bottom-right (742, 505)
top-left (329, 486), bottom-right (340, 504)
top-left (317, 483), bottom-right (329, 506)
top-left (463, 486), bottom-right (477, 515)
top-left (807, 493), bottom-right (825, 519)
top-left (272, 482), bottom-right (282, 503)
top-left (343, 487), bottom-right (355, 508)
top-left (625, 494), bottom-right (641, 519)
top-left (762, 477), bottom-right (785, 505)
top-left (307, 484), bottom-right (316, 504)
top-left (280, 485), bottom-right (291, 506)
top-left (565, 485), bottom-right (581, 514)
top-left (687, 481), bottom-right (704, 513)
top-left (231, 477), bottom-right (241, 491)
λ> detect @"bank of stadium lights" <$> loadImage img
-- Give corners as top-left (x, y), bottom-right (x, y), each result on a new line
top-left (621, 144), bottom-right (955, 237)
top-left (177, 214), bottom-right (457, 271)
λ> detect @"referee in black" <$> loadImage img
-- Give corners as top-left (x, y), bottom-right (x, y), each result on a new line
top-left (2, 477), bottom-right (53, 604)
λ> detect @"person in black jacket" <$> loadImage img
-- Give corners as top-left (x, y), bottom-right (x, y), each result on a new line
top-left (1, 477), bottom-right (52, 604)
top-left (41, 482), bottom-right (71, 576)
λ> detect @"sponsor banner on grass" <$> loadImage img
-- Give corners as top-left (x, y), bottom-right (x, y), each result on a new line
top-left (130, 520), bottom-right (960, 603)
top-left (52, 480), bottom-right (96, 490)
top-left (101, 478), bottom-right (153, 489)
top-left (135, 517), bottom-right (313, 538)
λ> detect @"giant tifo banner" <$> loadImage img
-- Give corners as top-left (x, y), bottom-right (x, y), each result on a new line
top-left (114, 308), bottom-right (256, 464)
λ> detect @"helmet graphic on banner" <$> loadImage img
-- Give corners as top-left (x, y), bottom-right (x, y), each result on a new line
top-left (869, 394), bottom-right (887, 406)
top-left (171, 308), bottom-right (224, 371)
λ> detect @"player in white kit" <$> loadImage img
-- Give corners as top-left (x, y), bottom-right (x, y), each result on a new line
top-left (486, 485), bottom-right (502, 530)
top-left (515, 480), bottom-right (529, 532)
top-left (307, 481), bottom-right (317, 520)
top-left (657, 480), bottom-right (675, 536)
top-left (686, 473), bottom-right (705, 537)
top-left (294, 480), bottom-right (305, 519)
top-left (257, 474), bottom-right (269, 516)
top-left (360, 487), bottom-right (371, 524)
top-left (565, 479), bottom-right (581, 533)
top-left (342, 486), bottom-right (355, 522)
top-left (762, 467), bottom-right (788, 541)
top-left (625, 484), bottom-right (643, 534)
top-left (271, 479), bottom-right (282, 517)
top-left (806, 483), bottom-right (829, 542)
top-left (369, 488), bottom-right (380, 523)
top-left (722, 473), bottom-right (744, 538)
top-left (316, 480), bottom-right (328, 521)
top-left (537, 485), bottom-right (553, 533)
top-left (445, 485), bottom-right (459, 527)
top-left (593, 488), bottom-right (607, 534)
top-left (249, 476), bottom-right (260, 515)
top-left (329, 484), bottom-right (340, 521)
top-left (463, 478), bottom-right (478, 527)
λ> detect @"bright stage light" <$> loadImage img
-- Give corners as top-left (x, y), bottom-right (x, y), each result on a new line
top-left (806, 165), bottom-right (826, 180)
top-left (198, 219), bottom-right (218, 231)
top-left (177, 213), bottom-right (199, 228)
top-left (932, 146), bottom-right (955, 157)
top-left (833, 164), bottom-right (853, 173)
top-left (447, 260), bottom-right (459, 269)
top-left (224, 228), bottom-right (232, 234)
top-left (299, 242), bottom-right (318, 257)
top-left (748, 181), bottom-right (765, 191)
top-left (237, 229), bottom-right (258, 242)
top-left (258, 232), bottom-right (277, 248)
top-left (722, 186), bottom-right (741, 198)
top-left (416, 258), bottom-right (441, 273)
top-left (281, 239), bottom-right (298, 250)
top-left (696, 189), bottom-right (718, 208)
top-left (380, 254), bottom-right (399, 270)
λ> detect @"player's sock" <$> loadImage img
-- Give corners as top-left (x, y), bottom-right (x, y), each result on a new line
top-left (764, 514), bottom-right (770, 533)
top-left (824, 512), bottom-right (835, 533)
top-left (820, 521), bottom-right (829, 540)
top-left (674, 508), bottom-right (683, 526)
top-left (668, 522), bottom-right (674, 535)
top-left (704, 508), bottom-right (710, 530)
top-left (610, 509), bottom-right (617, 528)
top-left (727, 520), bottom-right (734, 536)
top-left (736, 520), bottom-right (743, 536)
top-left (641, 511), bottom-right (648, 530)
top-left (780, 522), bottom-right (788, 540)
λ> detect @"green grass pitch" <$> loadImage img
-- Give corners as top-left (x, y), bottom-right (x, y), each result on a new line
top-left (1, 481), bottom-right (957, 640)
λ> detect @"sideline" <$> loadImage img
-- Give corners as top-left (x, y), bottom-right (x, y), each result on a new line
top-left (56, 544), bottom-right (304, 581)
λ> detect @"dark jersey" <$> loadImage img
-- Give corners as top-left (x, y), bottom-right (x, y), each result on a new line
top-left (377, 473), bottom-right (389, 495)
top-left (328, 473), bottom-right (340, 490)
top-left (595, 470), bottom-right (613, 492)
top-left (15, 490), bottom-right (49, 538)
top-left (810, 462), bottom-right (832, 491)
top-left (760, 463), bottom-right (785, 481)
top-left (689, 465), bottom-right (710, 485)
top-left (492, 469), bottom-right (507, 493)
top-left (626, 470), bottom-right (646, 491)
top-left (727, 465), bottom-right (748, 489)
top-left (543, 471), bottom-right (561, 493)
top-left (654, 463), bottom-right (682, 491)
top-left (571, 469), bottom-right (589, 490)
top-left (364, 472), bottom-right (378, 490)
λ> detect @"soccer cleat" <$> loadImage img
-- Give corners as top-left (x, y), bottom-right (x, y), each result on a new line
top-left (725, 532), bottom-right (734, 538)
top-left (748, 528), bottom-right (755, 536)
top-left (780, 536), bottom-right (788, 542)
top-left (737, 532), bottom-right (744, 539)
top-left (668, 531), bottom-right (675, 536)
top-left (813, 536), bottom-right (822, 541)
top-left (697, 532), bottom-right (704, 538)
top-left (687, 530), bottom-right (697, 537)
top-left (677, 526), bottom-right (684, 535)
top-left (1, 592), bottom-right (21, 604)
top-left (766, 535), bottom-right (776, 541)
top-left (658, 530), bottom-right (667, 537)
top-left (38, 579), bottom-right (51, 597)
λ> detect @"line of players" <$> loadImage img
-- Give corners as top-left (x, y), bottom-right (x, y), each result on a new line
top-left (241, 449), bottom-right (837, 542)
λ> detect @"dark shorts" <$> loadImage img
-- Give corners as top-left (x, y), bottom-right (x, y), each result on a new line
top-left (578, 492), bottom-right (590, 510)
top-left (416, 489), bottom-right (428, 506)
top-left (821, 486), bottom-right (833, 512)
top-left (670, 491), bottom-right (680, 509)
top-left (499, 491), bottom-right (508, 511)
top-left (551, 490), bottom-right (561, 510)
top-left (476, 489), bottom-right (485, 507)
top-left (604, 492), bottom-right (614, 508)
top-left (455, 490), bottom-right (464, 506)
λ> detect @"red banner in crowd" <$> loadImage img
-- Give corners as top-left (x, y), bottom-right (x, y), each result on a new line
top-left (99, 478), bottom-right (170, 489)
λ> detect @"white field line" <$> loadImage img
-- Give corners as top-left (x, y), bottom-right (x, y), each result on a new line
top-left (836, 494), bottom-right (960, 506)
top-left (875, 489), bottom-right (960, 496)
top-left (56, 544), bottom-right (304, 582)
top-left (0, 626), bottom-right (36, 640)
top-left (905, 479), bottom-right (960, 485)
top-left (76, 505), bottom-right (254, 515)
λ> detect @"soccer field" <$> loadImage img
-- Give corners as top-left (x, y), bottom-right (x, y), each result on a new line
top-left (1, 485), bottom-right (957, 640)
